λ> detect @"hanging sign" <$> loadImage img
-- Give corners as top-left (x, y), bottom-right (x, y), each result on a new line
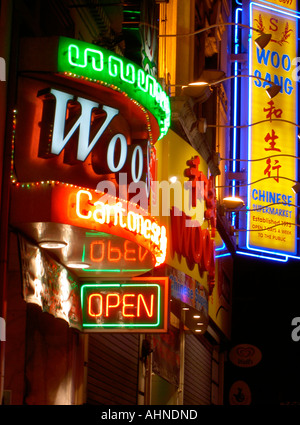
top-left (80, 277), bottom-right (169, 332)
top-left (263, 0), bottom-right (297, 11)
top-left (229, 344), bottom-right (262, 368)
top-left (248, 1), bottom-right (299, 256)
top-left (229, 381), bottom-right (252, 405)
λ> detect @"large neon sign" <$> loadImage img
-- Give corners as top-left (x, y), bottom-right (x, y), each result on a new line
top-left (57, 37), bottom-right (170, 140)
top-left (247, 1), bottom-right (299, 257)
top-left (10, 181), bottom-right (167, 270)
top-left (37, 87), bottom-right (153, 196)
top-left (80, 278), bottom-right (169, 332)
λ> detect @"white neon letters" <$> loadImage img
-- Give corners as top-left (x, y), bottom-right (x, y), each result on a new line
top-left (106, 134), bottom-right (128, 172)
top-left (50, 88), bottom-right (119, 161)
top-left (40, 88), bottom-right (150, 188)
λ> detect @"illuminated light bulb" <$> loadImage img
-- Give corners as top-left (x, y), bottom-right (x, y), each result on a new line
top-left (193, 315), bottom-right (201, 319)
top-left (195, 329), bottom-right (202, 333)
top-left (39, 241), bottom-right (67, 249)
top-left (222, 196), bottom-right (245, 211)
top-left (169, 176), bottom-right (178, 184)
top-left (66, 261), bottom-right (91, 269)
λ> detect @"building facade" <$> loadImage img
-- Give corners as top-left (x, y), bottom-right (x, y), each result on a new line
top-left (0, 0), bottom-right (236, 406)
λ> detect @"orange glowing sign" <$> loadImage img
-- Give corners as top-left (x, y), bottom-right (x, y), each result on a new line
top-left (72, 188), bottom-right (167, 266)
top-left (10, 182), bottom-right (167, 271)
top-left (80, 277), bottom-right (169, 332)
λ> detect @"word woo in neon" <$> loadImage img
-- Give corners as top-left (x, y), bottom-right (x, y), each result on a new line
top-left (38, 88), bottom-right (151, 188)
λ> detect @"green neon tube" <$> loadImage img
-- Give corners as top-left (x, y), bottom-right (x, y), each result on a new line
top-left (57, 37), bottom-right (170, 139)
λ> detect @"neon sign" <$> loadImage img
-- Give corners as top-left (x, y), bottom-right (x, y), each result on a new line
top-left (247, 1), bottom-right (299, 257)
top-left (75, 189), bottom-right (167, 266)
top-left (42, 88), bottom-right (120, 162)
top-left (88, 240), bottom-right (151, 264)
top-left (80, 278), bottom-right (169, 332)
top-left (81, 234), bottom-right (155, 274)
top-left (11, 182), bottom-right (167, 269)
top-left (38, 87), bottom-right (153, 196)
top-left (57, 37), bottom-right (170, 140)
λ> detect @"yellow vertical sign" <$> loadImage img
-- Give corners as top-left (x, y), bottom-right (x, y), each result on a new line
top-left (261, 0), bottom-right (297, 11)
top-left (248, 2), bottom-right (298, 255)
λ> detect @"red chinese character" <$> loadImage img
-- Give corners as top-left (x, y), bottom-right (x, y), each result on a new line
top-left (264, 129), bottom-right (281, 152)
top-left (263, 100), bottom-right (283, 120)
top-left (264, 158), bottom-right (281, 182)
top-left (184, 155), bottom-right (216, 237)
top-left (184, 155), bottom-right (202, 207)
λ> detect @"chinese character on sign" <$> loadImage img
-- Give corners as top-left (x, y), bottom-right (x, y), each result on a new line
top-left (262, 100), bottom-right (283, 183)
top-left (264, 129), bottom-right (281, 152)
top-left (185, 155), bottom-right (202, 208)
top-left (263, 100), bottom-right (283, 120)
top-left (264, 158), bottom-right (281, 183)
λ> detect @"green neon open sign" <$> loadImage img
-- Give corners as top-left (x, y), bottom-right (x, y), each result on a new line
top-left (57, 37), bottom-right (170, 140)
top-left (80, 278), bottom-right (169, 333)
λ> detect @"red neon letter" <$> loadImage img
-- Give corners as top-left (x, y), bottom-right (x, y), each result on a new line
top-left (108, 241), bottom-right (122, 262)
top-left (88, 294), bottom-right (103, 317)
top-left (90, 241), bottom-right (105, 262)
top-left (137, 294), bottom-right (154, 318)
top-left (124, 240), bottom-right (136, 262)
top-left (138, 246), bottom-right (148, 262)
top-left (122, 294), bottom-right (136, 317)
top-left (105, 293), bottom-right (120, 317)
